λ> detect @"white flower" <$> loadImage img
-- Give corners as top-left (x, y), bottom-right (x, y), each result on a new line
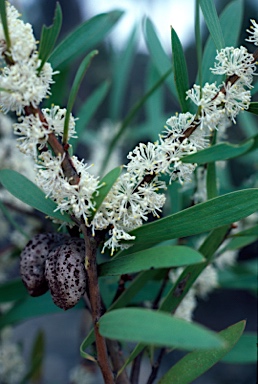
top-left (222, 81), bottom-right (251, 123)
top-left (210, 46), bottom-right (256, 88)
top-left (13, 113), bottom-right (48, 158)
top-left (0, 54), bottom-right (56, 114)
top-left (215, 250), bottom-right (238, 270)
top-left (126, 142), bottom-right (161, 178)
top-left (53, 157), bottom-right (99, 224)
top-left (174, 289), bottom-right (197, 322)
top-left (0, 328), bottom-right (26, 384)
top-left (69, 364), bottom-right (96, 384)
top-left (246, 19), bottom-right (258, 46)
top-left (42, 105), bottom-right (77, 140)
top-left (36, 151), bottom-right (65, 197)
top-left (0, 2), bottom-right (36, 62)
top-left (186, 83), bottom-right (225, 131)
top-left (193, 265), bottom-right (218, 298)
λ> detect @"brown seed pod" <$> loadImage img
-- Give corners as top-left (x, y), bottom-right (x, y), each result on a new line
top-left (45, 238), bottom-right (86, 310)
top-left (20, 233), bottom-right (69, 297)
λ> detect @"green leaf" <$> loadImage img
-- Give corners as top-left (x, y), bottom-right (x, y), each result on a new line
top-left (99, 308), bottom-right (224, 350)
top-left (171, 28), bottom-right (190, 112)
top-left (158, 320), bottom-right (246, 384)
top-left (230, 224), bottom-right (258, 237)
top-left (222, 332), bottom-right (257, 364)
top-left (119, 226), bottom-right (230, 372)
top-left (99, 246), bottom-right (204, 276)
top-left (22, 330), bottom-right (45, 383)
top-left (91, 166), bottom-right (122, 220)
top-left (63, 50), bottom-right (98, 144)
top-left (218, 270), bottom-right (257, 291)
top-left (143, 17), bottom-right (176, 98)
top-left (206, 162), bottom-right (217, 199)
top-left (0, 292), bottom-right (84, 330)
top-left (0, 278), bottom-right (27, 303)
top-left (222, 235), bottom-right (257, 252)
top-left (0, 200), bottom-right (30, 239)
top-left (122, 189), bottom-right (258, 255)
top-left (247, 102), bottom-right (258, 115)
top-left (195, 1), bottom-right (203, 86)
top-left (199, 0), bottom-right (224, 50)
top-left (201, 0), bottom-right (243, 85)
top-left (110, 25), bottom-right (138, 120)
top-left (160, 225), bottom-right (230, 314)
top-left (49, 10), bottom-right (124, 69)
top-left (182, 139), bottom-right (254, 164)
top-left (0, 0), bottom-right (11, 50)
top-left (37, 3), bottom-right (62, 73)
top-left (80, 270), bottom-right (160, 357)
top-left (100, 68), bottom-right (172, 175)
top-left (0, 169), bottom-right (72, 222)
top-left (71, 80), bottom-right (110, 150)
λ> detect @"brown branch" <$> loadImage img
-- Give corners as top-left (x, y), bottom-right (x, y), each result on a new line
top-left (24, 105), bottom-right (80, 185)
top-left (130, 350), bottom-right (144, 384)
top-left (146, 348), bottom-right (167, 384)
top-left (81, 224), bottom-right (114, 384)
top-left (106, 339), bottom-right (130, 384)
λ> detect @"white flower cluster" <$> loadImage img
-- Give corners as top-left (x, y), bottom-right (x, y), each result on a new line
top-left (13, 105), bottom-right (77, 159)
top-left (0, 2), bottom-right (257, 254)
top-left (0, 3), bottom-right (57, 114)
top-left (0, 328), bottom-right (26, 384)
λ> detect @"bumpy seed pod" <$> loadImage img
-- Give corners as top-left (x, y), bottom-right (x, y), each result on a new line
top-left (20, 233), bottom-right (68, 297)
top-left (45, 238), bottom-right (86, 310)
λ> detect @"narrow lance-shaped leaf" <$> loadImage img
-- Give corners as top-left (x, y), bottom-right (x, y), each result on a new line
top-left (0, 169), bottom-right (72, 222)
top-left (71, 80), bottom-right (110, 150)
top-left (247, 102), bottom-right (258, 115)
top-left (195, 0), bottom-right (203, 87)
top-left (110, 25), bottom-right (138, 120)
top-left (99, 308), bottom-right (225, 350)
top-left (0, 0), bottom-right (11, 50)
top-left (171, 27), bottom-right (191, 113)
top-left (80, 270), bottom-right (160, 357)
top-left (206, 162), bottom-right (217, 200)
top-left (99, 245), bottom-right (204, 276)
top-left (199, 0), bottom-right (225, 50)
top-left (100, 68), bottom-right (172, 175)
top-left (143, 17), bottom-right (176, 98)
top-left (90, 166), bottom-right (122, 220)
top-left (158, 320), bottom-right (246, 384)
top-left (118, 226), bottom-right (230, 374)
top-left (0, 291), bottom-right (84, 330)
top-left (49, 10), bottom-right (124, 69)
top-left (63, 50), bottom-right (98, 144)
top-left (230, 224), bottom-right (258, 237)
top-left (119, 189), bottom-right (258, 255)
top-left (200, 0), bottom-right (243, 85)
top-left (181, 139), bottom-right (254, 164)
top-left (222, 332), bottom-right (257, 364)
top-left (37, 2), bottom-right (62, 73)
top-left (0, 278), bottom-right (27, 303)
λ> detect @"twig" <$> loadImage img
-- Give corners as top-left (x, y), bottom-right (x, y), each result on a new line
top-left (81, 224), bottom-right (114, 384)
top-left (106, 339), bottom-right (131, 384)
top-left (130, 350), bottom-right (144, 384)
top-left (146, 348), bottom-right (167, 384)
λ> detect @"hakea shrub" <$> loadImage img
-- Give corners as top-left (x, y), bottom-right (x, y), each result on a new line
top-left (0, 1), bottom-right (257, 383)
top-left (0, 2), bottom-right (257, 254)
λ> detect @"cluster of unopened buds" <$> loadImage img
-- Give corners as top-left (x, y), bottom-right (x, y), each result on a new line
top-left (0, 4), bottom-right (257, 268)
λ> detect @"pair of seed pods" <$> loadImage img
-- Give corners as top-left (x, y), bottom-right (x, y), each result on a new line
top-left (20, 233), bottom-right (87, 310)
